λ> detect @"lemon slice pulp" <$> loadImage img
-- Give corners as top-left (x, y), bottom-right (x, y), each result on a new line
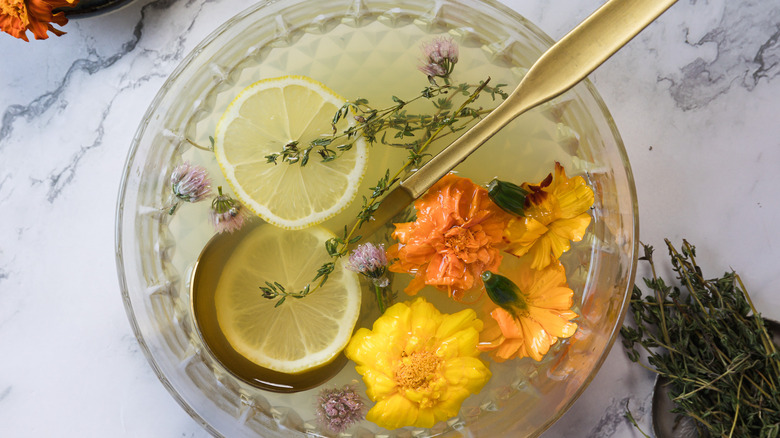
top-left (214, 224), bottom-right (361, 374)
top-left (214, 75), bottom-right (368, 230)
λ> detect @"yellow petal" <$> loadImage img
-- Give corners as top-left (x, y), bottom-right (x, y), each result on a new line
top-left (524, 263), bottom-right (566, 298)
top-left (435, 308), bottom-right (479, 339)
top-left (345, 330), bottom-right (397, 369)
top-left (543, 232), bottom-right (571, 261)
top-left (367, 394), bottom-right (420, 430)
top-left (442, 356), bottom-right (492, 392)
top-left (548, 213), bottom-right (591, 243)
top-left (437, 329), bottom-right (480, 360)
top-left (360, 366), bottom-right (397, 401)
top-left (505, 217), bottom-right (548, 250)
top-left (525, 235), bottom-right (554, 270)
top-left (408, 298), bottom-right (443, 342)
top-left (554, 175), bottom-right (594, 219)
top-left (436, 386), bottom-right (472, 418)
top-left (374, 300), bottom-right (412, 333)
top-left (415, 408), bottom-right (437, 429)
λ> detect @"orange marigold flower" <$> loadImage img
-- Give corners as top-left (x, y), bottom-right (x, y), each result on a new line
top-left (478, 261), bottom-right (578, 362)
top-left (1, 0), bottom-right (76, 41)
top-left (386, 173), bottom-right (512, 301)
top-left (503, 162), bottom-right (594, 270)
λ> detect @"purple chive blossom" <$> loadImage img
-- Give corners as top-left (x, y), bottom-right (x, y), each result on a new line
top-left (315, 384), bottom-right (365, 434)
top-left (345, 243), bottom-right (389, 288)
top-left (171, 162), bottom-right (212, 203)
top-left (419, 62), bottom-right (448, 78)
top-left (210, 186), bottom-right (248, 234)
top-left (418, 36), bottom-right (459, 79)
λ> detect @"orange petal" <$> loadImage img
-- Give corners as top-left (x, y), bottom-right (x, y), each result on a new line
top-left (528, 306), bottom-right (578, 339)
top-left (403, 271), bottom-right (428, 296)
top-left (520, 317), bottom-right (555, 361)
top-left (530, 286), bottom-right (574, 310)
top-left (491, 307), bottom-right (523, 339)
top-left (493, 337), bottom-right (524, 361)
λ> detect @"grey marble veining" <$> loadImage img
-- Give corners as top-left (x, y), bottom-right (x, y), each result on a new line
top-left (663, 1), bottom-right (780, 110)
top-left (1, 0), bottom-right (779, 436)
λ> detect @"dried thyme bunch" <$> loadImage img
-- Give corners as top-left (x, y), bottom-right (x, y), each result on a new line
top-left (621, 239), bottom-right (780, 437)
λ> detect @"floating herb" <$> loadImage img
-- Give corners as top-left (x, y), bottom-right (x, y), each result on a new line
top-left (260, 78), bottom-right (500, 306)
top-left (621, 239), bottom-right (780, 437)
top-left (262, 80), bottom-right (506, 168)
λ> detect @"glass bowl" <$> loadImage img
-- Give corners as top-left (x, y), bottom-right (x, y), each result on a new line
top-left (115, 0), bottom-right (639, 436)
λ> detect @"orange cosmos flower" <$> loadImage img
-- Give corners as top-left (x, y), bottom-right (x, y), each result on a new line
top-left (503, 162), bottom-right (594, 270)
top-left (386, 173), bottom-right (512, 301)
top-left (1, 0), bottom-right (76, 41)
top-left (478, 260), bottom-right (578, 362)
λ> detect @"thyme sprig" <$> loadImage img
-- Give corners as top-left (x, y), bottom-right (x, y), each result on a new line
top-left (261, 78), bottom-right (499, 305)
top-left (621, 239), bottom-right (780, 437)
top-left (263, 80), bottom-right (507, 167)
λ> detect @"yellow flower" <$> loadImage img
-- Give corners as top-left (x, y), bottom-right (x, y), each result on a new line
top-left (478, 261), bottom-right (578, 362)
top-left (504, 162), bottom-right (594, 270)
top-left (345, 298), bottom-right (491, 430)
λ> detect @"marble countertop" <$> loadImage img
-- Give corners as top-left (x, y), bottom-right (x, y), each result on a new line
top-left (1, 0), bottom-right (778, 436)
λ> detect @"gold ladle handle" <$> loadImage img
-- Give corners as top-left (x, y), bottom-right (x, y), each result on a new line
top-left (400, 0), bottom-right (678, 198)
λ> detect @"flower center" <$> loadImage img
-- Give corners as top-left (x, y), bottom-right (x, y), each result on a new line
top-left (0, 0), bottom-right (28, 27)
top-left (394, 351), bottom-right (442, 391)
top-left (443, 226), bottom-right (481, 256)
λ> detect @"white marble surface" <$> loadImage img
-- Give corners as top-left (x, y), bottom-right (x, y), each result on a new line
top-left (1, 0), bottom-right (779, 436)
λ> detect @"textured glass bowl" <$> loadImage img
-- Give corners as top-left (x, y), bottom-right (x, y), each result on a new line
top-left (115, 0), bottom-right (639, 436)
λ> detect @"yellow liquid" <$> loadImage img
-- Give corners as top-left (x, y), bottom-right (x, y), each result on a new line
top-left (191, 222), bottom-right (351, 392)
top-left (176, 17), bottom-right (594, 420)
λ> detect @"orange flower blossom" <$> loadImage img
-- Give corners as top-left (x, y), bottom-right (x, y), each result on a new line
top-left (503, 161), bottom-right (594, 270)
top-left (478, 260), bottom-right (578, 362)
top-left (386, 173), bottom-right (512, 301)
top-left (1, 0), bottom-right (76, 41)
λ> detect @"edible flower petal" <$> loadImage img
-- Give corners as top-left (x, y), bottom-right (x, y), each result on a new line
top-left (1, 0), bottom-right (75, 41)
top-left (345, 298), bottom-right (491, 430)
top-left (387, 174), bottom-right (512, 301)
top-left (479, 261), bottom-right (578, 362)
top-left (504, 162), bottom-right (594, 270)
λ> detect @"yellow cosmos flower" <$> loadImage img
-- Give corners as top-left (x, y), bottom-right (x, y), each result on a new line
top-left (504, 162), bottom-right (594, 270)
top-left (345, 298), bottom-right (491, 430)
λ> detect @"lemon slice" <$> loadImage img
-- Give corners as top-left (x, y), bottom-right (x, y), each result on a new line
top-left (214, 224), bottom-right (361, 374)
top-left (214, 75), bottom-right (368, 229)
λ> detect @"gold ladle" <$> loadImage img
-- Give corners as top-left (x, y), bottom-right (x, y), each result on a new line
top-left (357, 0), bottom-right (678, 239)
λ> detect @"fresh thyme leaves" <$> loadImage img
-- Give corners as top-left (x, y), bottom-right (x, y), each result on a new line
top-left (261, 77), bottom-right (502, 306)
top-left (621, 239), bottom-right (780, 438)
top-left (263, 80), bottom-right (508, 168)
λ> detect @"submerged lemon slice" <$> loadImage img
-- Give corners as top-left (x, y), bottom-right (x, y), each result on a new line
top-left (214, 75), bottom-right (368, 229)
top-left (214, 224), bottom-right (361, 374)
